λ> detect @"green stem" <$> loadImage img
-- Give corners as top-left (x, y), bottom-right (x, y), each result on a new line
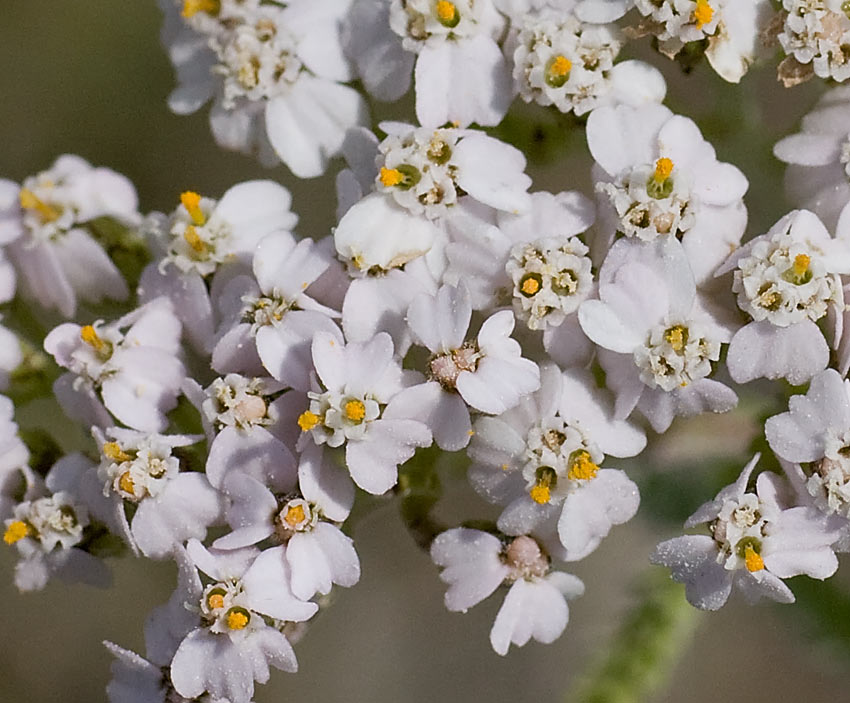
top-left (569, 570), bottom-right (702, 703)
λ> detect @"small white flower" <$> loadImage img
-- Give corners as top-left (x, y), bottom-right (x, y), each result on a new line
top-left (44, 299), bottom-right (185, 432)
top-left (651, 455), bottom-right (842, 610)
top-left (718, 209), bottom-right (850, 384)
top-left (779, 0), bottom-right (850, 82)
top-left (431, 529), bottom-right (584, 655)
top-left (296, 332), bottom-right (432, 494)
top-left (587, 104), bottom-right (748, 284)
top-left (389, 283), bottom-right (541, 451)
top-left (0, 155), bottom-right (139, 317)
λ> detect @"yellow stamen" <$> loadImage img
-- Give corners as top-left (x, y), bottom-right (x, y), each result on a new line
top-left (653, 157), bottom-right (674, 183)
top-left (793, 253), bottom-right (810, 278)
top-left (80, 325), bottom-right (107, 353)
top-left (344, 399), bottom-right (367, 423)
top-left (567, 451), bottom-right (599, 481)
top-left (207, 593), bottom-right (225, 610)
top-left (744, 544), bottom-right (764, 572)
top-left (297, 410), bottom-right (320, 432)
top-left (521, 277), bottom-right (540, 296)
top-left (118, 472), bottom-right (135, 495)
top-left (103, 442), bottom-right (132, 463)
top-left (3, 521), bottom-right (29, 545)
top-left (284, 504), bottom-right (306, 528)
top-left (530, 483), bottom-right (551, 505)
top-left (548, 55), bottom-right (572, 78)
top-left (380, 167), bottom-right (404, 187)
top-left (436, 0), bottom-right (457, 22)
top-left (666, 325), bottom-right (686, 353)
top-left (182, 0), bottom-right (220, 18)
top-left (19, 188), bottom-right (61, 223)
top-left (183, 225), bottom-right (208, 254)
top-left (180, 191), bottom-right (206, 226)
top-left (693, 0), bottom-right (714, 28)
top-left (226, 610), bottom-right (249, 630)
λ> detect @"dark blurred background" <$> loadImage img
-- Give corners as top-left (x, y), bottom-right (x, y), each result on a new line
top-left (0, 2), bottom-right (847, 702)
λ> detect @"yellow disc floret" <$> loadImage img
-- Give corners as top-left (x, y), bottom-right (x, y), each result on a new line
top-left (567, 450), bottom-right (599, 481)
top-left (344, 399), bottom-right (367, 423)
top-left (180, 191), bottom-right (207, 226)
top-left (653, 157), bottom-right (674, 183)
top-left (3, 521), bottom-right (29, 545)
top-left (693, 0), bottom-right (714, 29)
top-left (183, 225), bottom-right (208, 255)
top-left (521, 277), bottom-right (540, 296)
top-left (118, 472), bottom-right (136, 495)
top-left (19, 188), bottom-right (61, 223)
top-left (793, 253), bottom-right (810, 278)
top-left (284, 504), bottom-right (306, 528)
top-left (182, 0), bottom-right (221, 18)
top-left (80, 325), bottom-right (108, 354)
top-left (226, 608), bottom-right (250, 630)
top-left (297, 410), bottom-right (320, 432)
top-left (665, 325), bottom-right (687, 353)
top-left (549, 55), bottom-right (572, 78)
top-left (436, 0), bottom-right (458, 23)
top-left (530, 483), bottom-right (551, 505)
top-left (380, 167), bottom-right (404, 187)
top-left (102, 442), bottom-right (132, 463)
top-left (744, 544), bottom-right (764, 572)
top-left (207, 593), bottom-right (225, 610)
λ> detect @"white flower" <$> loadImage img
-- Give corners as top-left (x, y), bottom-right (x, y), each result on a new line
top-left (388, 283), bottom-right (541, 451)
top-left (651, 455), bottom-right (841, 610)
top-left (296, 331), bottom-right (432, 494)
top-left (779, 0), bottom-right (850, 82)
top-left (211, 232), bottom-right (339, 389)
top-left (774, 85), bottom-right (850, 232)
top-left (90, 427), bottom-right (223, 559)
top-left (161, 0), bottom-right (367, 177)
top-left (766, 369), bottom-right (850, 521)
top-left (578, 239), bottom-right (737, 432)
top-left (703, 0), bottom-right (773, 83)
top-left (634, 0), bottom-right (720, 54)
top-left (44, 299), bottom-right (185, 432)
top-left (444, 190), bottom-right (595, 330)
top-left (512, 12), bottom-right (637, 116)
top-left (0, 155), bottom-right (139, 317)
top-left (431, 529), bottom-right (584, 655)
top-left (386, 0), bottom-right (512, 127)
top-left (468, 365), bottom-right (644, 558)
top-left (149, 181), bottom-right (297, 278)
top-left (587, 104), bottom-right (748, 284)
top-left (170, 540), bottom-right (317, 703)
top-left (718, 209), bottom-right (850, 384)
top-left (3, 455), bottom-right (109, 592)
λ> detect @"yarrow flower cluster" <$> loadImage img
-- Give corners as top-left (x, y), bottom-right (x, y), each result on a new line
top-left (9, 0), bottom-right (850, 700)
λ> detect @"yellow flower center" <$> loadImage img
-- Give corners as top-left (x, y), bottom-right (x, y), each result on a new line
top-left (344, 399), bottom-right (367, 423)
top-left (693, 0), bottom-right (714, 28)
top-left (19, 188), bottom-right (61, 223)
top-left (80, 325), bottom-right (108, 354)
top-left (180, 191), bottom-right (207, 226)
top-left (207, 593), bottom-right (225, 610)
top-left (182, 0), bottom-right (221, 18)
top-left (744, 544), bottom-right (764, 572)
top-left (653, 157), bottom-right (674, 183)
top-left (102, 442), bottom-right (132, 463)
top-left (183, 225), bottom-right (208, 254)
top-left (3, 521), bottom-right (29, 545)
top-left (530, 483), bottom-right (551, 504)
top-left (380, 167), bottom-right (404, 187)
top-left (793, 253), bottom-right (810, 278)
top-left (548, 55), bottom-right (572, 78)
top-left (567, 451), bottom-right (599, 481)
top-left (118, 472), bottom-right (135, 495)
top-left (284, 504), bottom-right (306, 528)
top-left (665, 325), bottom-right (687, 353)
top-left (226, 609), bottom-right (250, 630)
top-left (521, 277), bottom-right (540, 296)
top-left (436, 0), bottom-right (458, 22)
top-left (297, 410), bottom-right (320, 432)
